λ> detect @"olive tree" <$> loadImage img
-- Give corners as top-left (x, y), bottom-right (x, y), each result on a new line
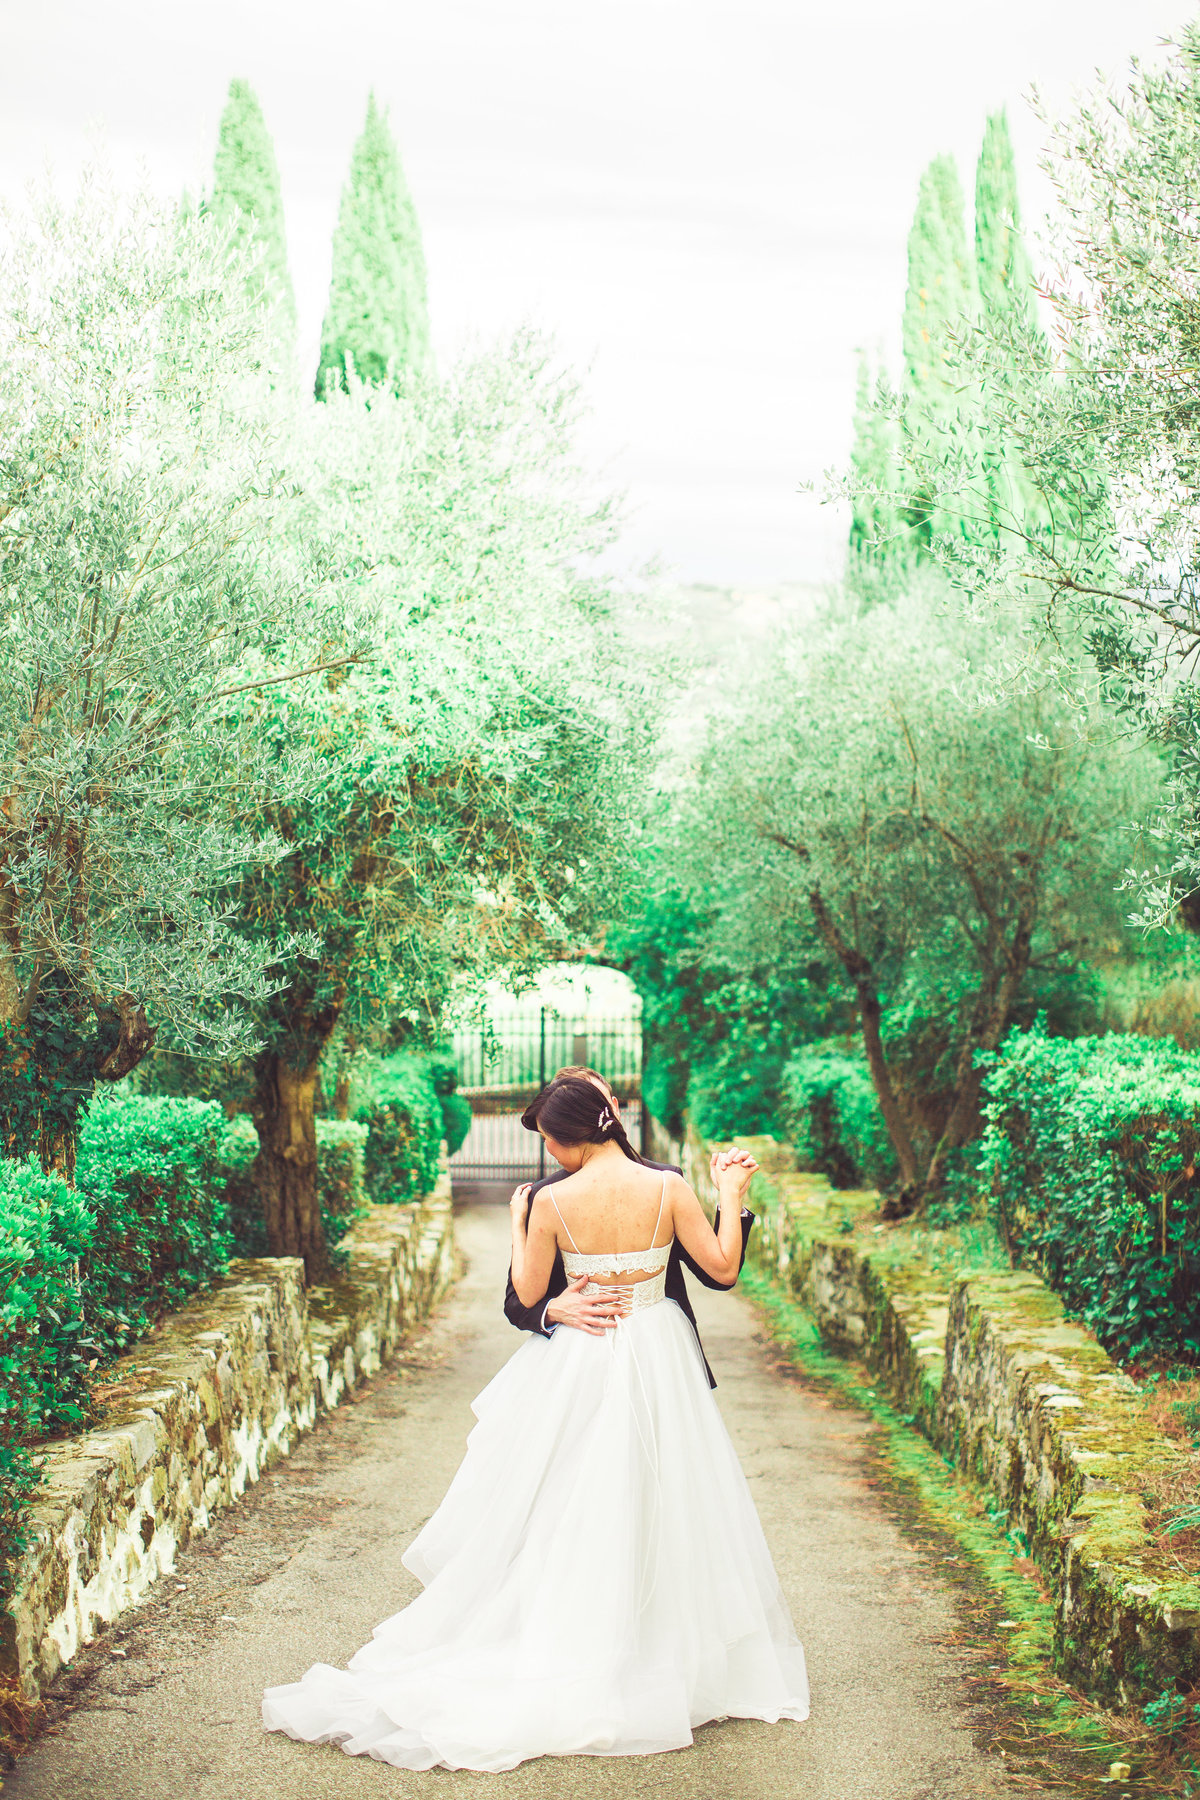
top-left (229, 344), bottom-right (652, 1277)
top-left (685, 584), bottom-right (1157, 1200)
top-left (0, 177), bottom-right (359, 1171)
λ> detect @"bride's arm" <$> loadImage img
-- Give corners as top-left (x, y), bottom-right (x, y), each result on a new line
top-left (510, 1186), bottom-right (563, 1307)
top-left (669, 1157), bottom-right (757, 1285)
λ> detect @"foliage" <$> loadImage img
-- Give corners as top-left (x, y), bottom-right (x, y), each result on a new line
top-left (675, 583), bottom-right (1157, 1198)
top-left (208, 77), bottom-right (296, 358)
top-left (972, 109), bottom-right (1050, 544)
top-left (844, 35), bottom-right (1200, 917)
top-left (218, 1113), bottom-right (366, 1260)
top-left (74, 1094), bottom-right (234, 1362)
top-left (847, 350), bottom-right (900, 583)
top-left (976, 1022), bottom-right (1200, 1362)
top-left (218, 1114), bottom-right (263, 1253)
top-left (783, 1043), bottom-right (899, 1189)
top-left (315, 93), bottom-right (430, 396)
top-left (973, 110), bottom-right (1034, 329)
top-left (609, 862), bottom-right (836, 1140)
top-left (902, 153), bottom-right (974, 416)
top-left (354, 1055), bottom-right (444, 1205)
top-left (0, 1095), bottom-right (235, 1599)
top-left (231, 340), bottom-right (650, 1275)
top-left (438, 1090), bottom-right (472, 1158)
top-left (312, 1119), bottom-right (368, 1220)
top-left (0, 1158), bottom-right (93, 1599)
top-left (899, 153), bottom-right (977, 550)
top-left (0, 175), bottom-right (359, 1159)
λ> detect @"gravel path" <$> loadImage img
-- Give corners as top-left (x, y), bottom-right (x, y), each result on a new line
top-left (6, 1205), bottom-right (1064, 1800)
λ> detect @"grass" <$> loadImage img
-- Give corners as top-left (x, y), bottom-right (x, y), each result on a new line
top-left (743, 1264), bottom-right (1200, 1796)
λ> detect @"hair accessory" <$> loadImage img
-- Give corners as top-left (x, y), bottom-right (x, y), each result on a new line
top-left (596, 1104), bottom-right (615, 1134)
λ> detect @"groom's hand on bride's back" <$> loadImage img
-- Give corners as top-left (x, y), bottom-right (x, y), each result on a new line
top-left (546, 1273), bottom-right (621, 1336)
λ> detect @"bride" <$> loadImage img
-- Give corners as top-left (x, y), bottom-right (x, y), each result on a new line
top-left (262, 1076), bottom-right (810, 1771)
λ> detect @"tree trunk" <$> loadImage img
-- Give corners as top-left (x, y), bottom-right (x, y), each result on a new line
top-left (333, 1073), bottom-right (351, 1121)
top-left (922, 913), bottom-right (1034, 1197)
top-left (807, 885), bottom-right (921, 1194)
top-left (253, 1052), bottom-right (330, 1283)
top-left (855, 977), bottom-right (921, 1193)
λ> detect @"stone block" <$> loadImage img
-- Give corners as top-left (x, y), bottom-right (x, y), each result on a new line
top-left (2, 1164), bottom-right (455, 1701)
top-left (673, 1114), bottom-right (1200, 1711)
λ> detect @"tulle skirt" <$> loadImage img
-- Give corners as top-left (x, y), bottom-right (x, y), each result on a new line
top-left (262, 1296), bottom-right (810, 1772)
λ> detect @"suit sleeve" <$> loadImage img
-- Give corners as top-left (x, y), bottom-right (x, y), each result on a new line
top-left (675, 1205), bottom-right (755, 1291)
top-left (503, 1173), bottom-right (564, 1338)
top-left (504, 1257), bottom-right (553, 1336)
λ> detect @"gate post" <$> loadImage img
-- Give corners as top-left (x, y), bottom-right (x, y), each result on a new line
top-left (538, 1007), bottom-right (546, 1180)
top-left (639, 1026), bottom-right (649, 1158)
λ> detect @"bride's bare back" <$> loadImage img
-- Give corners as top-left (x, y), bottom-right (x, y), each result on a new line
top-left (511, 1143), bottom-right (752, 1316)
top-left (544, 1159), bottom-right (672, 1287)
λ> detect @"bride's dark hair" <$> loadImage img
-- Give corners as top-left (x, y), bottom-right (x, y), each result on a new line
top-left (520, 1076), bottom-right (646, 1166)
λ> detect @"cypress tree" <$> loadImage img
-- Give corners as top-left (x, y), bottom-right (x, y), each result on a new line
top-left (315, 94), bottom-right (431, 397)
top-left (901, 154), bottom-right (974, 423)
top-left (973, 110), bottom-right (1054, 547)
top-left (899, 154), bottom-right (978, 549)
top-left (210, 79), bottom-right (296, 351)
top-left (974, 109), bottom-right (1035, 331)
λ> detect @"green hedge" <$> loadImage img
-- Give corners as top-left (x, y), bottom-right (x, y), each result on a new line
top-left (976, 1024), bottom-right (1200, 1362)
top-left (354, 1054), bottom-right (445, 1204)
top-left (219, 1116), bottom-right (368, 1260)
top-left (0, 1092), bottom-right (235, 1599)
top-left (74, 1093), bottom-right (233, 1362)
top-left (0, 1159), bottom-right (94, 1596)
top-left (782, 1043), bottom-right (898, 1189)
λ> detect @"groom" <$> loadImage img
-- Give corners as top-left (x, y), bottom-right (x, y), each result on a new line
top-left (503, 1065), bottom-right (754, 1388)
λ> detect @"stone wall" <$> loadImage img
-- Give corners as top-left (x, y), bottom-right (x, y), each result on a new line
top-left (1, 1171), bottom-right (455, 1702)
top-left (660, 1119), bottom-right (1200, 1705)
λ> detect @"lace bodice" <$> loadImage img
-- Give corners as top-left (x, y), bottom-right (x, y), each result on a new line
top-left (551, 1176), bottom-right (672, 1315)
top-left (561, 1244), bottom-right (672, 1276)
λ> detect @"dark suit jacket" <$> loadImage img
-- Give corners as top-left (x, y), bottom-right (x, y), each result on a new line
top-left (503, 1157), bottom-right (754, 1389)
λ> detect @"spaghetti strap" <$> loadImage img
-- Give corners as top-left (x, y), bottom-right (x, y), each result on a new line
top-left (648, 1171), bottom-right (668, 1251)
top-left (547, 1189), bottom-right (581, 1254)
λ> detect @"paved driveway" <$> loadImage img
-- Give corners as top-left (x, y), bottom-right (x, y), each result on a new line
top-left (6, 1204), bottom-right (1063, 1800)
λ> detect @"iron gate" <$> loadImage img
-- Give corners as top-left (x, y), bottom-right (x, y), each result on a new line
top-left (449, 1008), bottom-right (644, 1181)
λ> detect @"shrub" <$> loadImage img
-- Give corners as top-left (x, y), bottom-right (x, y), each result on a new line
top-left (73, 1093), bottom-right (233, 1364)
top-left (1, 1094), bottom-right (236, 1601)
top-left (976, 1023), bottom-right (1200, 1362)
top-left (0, 1159), bottom-right (95, 1598)
top-left (422, 1049), bottom-right (471, 1156)
top-left (354, 1054), bottom-right (444, 1204)
top-left (315, 1119), bottom-right (368, 1219)
top-left (782, 1043), bottom-right (899, 1189)
top-left (219, 1115), bottom-right (369, 1262)
top-left (439, 1090), bottom-right (472, 1157)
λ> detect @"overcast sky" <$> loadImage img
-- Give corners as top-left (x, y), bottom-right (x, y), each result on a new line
top-left (0, 0), bottom-right (1194, 587)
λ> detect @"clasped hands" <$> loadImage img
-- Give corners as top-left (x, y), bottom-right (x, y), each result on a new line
top-left (522, 1146), bottom-right (758, 1338)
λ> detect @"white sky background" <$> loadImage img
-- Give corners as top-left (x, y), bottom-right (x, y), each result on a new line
top-left (0, 0), bottom-right (1195, 588)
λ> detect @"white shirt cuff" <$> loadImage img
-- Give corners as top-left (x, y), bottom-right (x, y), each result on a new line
top-left (541, 1300), bottom-right (557, 1335)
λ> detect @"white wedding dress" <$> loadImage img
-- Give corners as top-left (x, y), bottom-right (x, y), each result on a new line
top-left (262, 1181), bottom-right (810, 1771)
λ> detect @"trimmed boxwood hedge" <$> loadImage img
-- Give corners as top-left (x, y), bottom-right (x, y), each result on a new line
top-left (0, 1049), bottom-right (462, 1598)
top-left (353, 1054), bottom-right (446, 1204)
top-left (976, 1023), bottom-right (1200, 1362)
top-left (0, 1092), bottom-right (235, 1599)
